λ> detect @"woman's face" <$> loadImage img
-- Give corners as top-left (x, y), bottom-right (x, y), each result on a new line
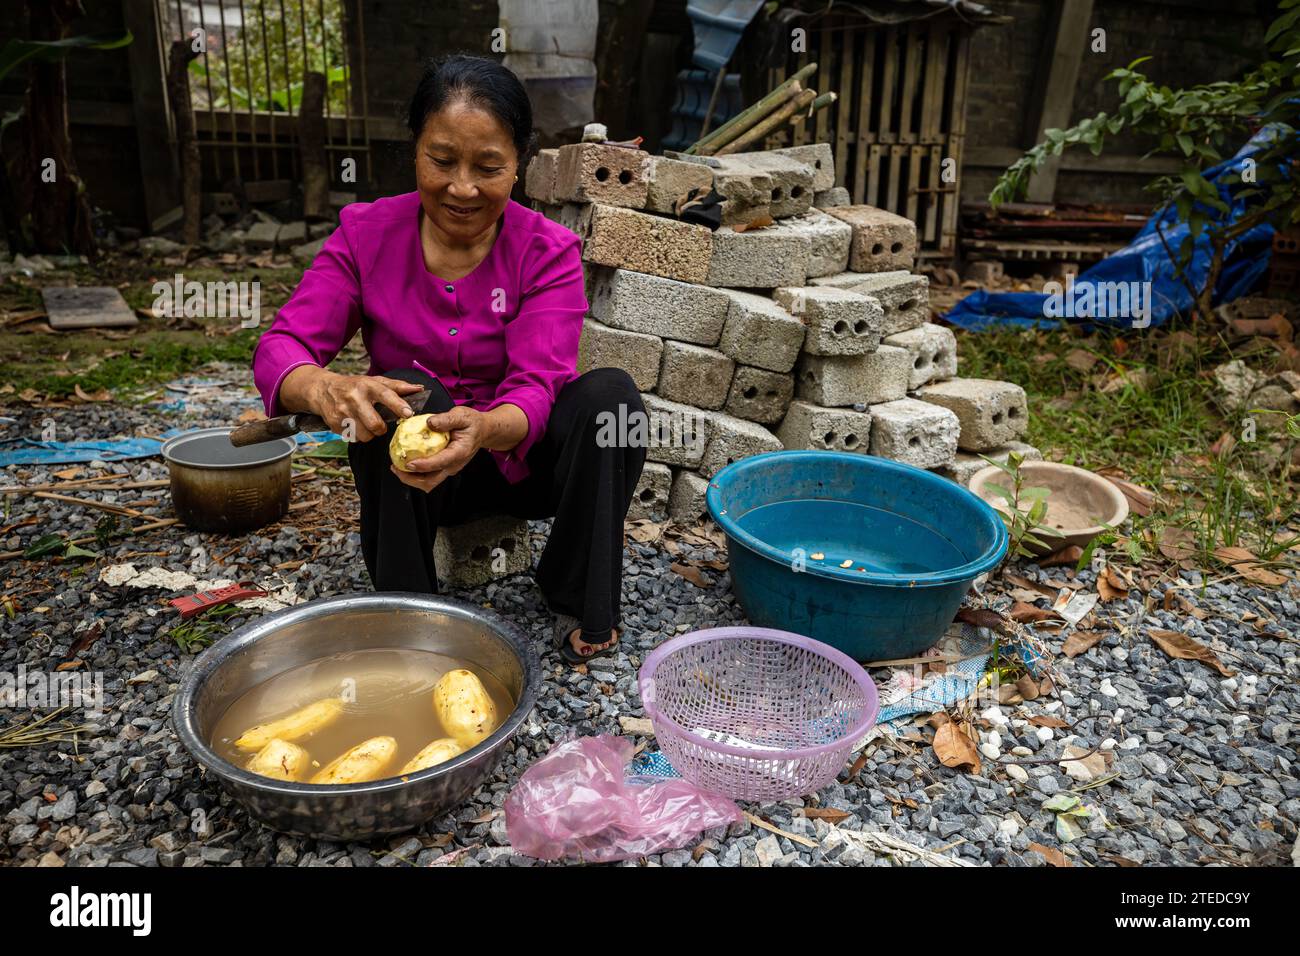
top-left (414, 97), bottom-right (518, 242)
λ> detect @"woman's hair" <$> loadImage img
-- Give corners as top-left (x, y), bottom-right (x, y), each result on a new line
top-left (407, 55), bottom-right (535, 162)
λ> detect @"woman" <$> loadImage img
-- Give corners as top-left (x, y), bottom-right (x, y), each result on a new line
top-left (252, 55), bottom-right (646, 664)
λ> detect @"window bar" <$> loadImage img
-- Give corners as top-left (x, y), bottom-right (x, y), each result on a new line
top-left (237, 0), bottom-right (262, 180)
top-left (277, 0), bottom-right (296, 179)
top-left (318, 0), bottom-right (333, 185)
top-left (256, 0), bottom-right (280, 179)
top-left (216, 0), bottom-right (243, 181)
top-left (355, 0), bottom-right (371, 183)
top-left (338, 0), bottom-right (354, 162)
top-left (195, 0), bottom-right (222, 182)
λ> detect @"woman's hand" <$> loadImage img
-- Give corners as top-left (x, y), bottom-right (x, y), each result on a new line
top-left (390, 405), bottom-right (488, 493)
top-left (306, 369), bottom-right (426, 442)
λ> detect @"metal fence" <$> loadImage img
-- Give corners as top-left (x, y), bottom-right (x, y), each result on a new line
top-left (154, 0), bottom-right (373, 192)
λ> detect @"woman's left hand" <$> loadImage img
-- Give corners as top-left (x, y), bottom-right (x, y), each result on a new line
top-left (390, 405), bottom-right (486, 493)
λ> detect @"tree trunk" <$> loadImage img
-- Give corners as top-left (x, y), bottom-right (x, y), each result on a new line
top-left (0, 0), bottom-right (97, 257)
top-left (299, 71), bottom-right (329, 221)
top-left (166, 38), bottom-right (202, 246)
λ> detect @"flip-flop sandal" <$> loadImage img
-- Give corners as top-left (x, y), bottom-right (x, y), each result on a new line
top-left (553, 613), bottom-right (621, 665)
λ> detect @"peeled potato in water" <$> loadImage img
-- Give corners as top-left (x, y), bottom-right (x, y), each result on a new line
top-left (310, 735), bottom-right (398, 785)
top-left (432, 669), bottom-right (498, 748)
top-left (389, 414), bottom-right (450, 472)
top-left (399, 737), bottom-right (464, 774)
top-left (246, 738), bottom-right (310, 781)
top-left (233, 697), bottom-right (343, 752)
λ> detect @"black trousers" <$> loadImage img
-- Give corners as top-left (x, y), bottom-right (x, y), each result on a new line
top-left (347, 366), bottom-right (647, 643)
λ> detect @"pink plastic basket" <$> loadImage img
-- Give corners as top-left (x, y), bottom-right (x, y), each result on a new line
top-left (638, 627), bottom-right (879, 802)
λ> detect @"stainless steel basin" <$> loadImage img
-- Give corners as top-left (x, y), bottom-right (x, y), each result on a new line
top-left (172, 592), bottom-right (540, 841)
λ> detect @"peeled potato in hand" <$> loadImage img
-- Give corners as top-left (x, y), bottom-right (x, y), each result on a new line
top-left (433, 669), bottom-right (498, 748)
top-left (389, 414), bottom-right (450, 472)
top-left (399, 737), bottom-right (464, 774)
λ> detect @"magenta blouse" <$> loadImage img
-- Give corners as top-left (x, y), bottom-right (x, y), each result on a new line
top-left (252, 192), bottom-right (587, 483)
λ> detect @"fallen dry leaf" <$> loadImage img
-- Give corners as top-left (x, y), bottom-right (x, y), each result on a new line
top-left (1064, 349), bottom-right (1099, 372)
top-left (1148, 628), bottom-right (1235, 677)
top-left (670, 562), bottom-right (710, 587)
top-left (933, 720), bottom-right (981, 773)
top-left (1028, 715), bottom-right (1068, 728)
top-left (1163, 589), bottom-right (1207, 620)
top-left (1211, 546), bottom-right (1288, 587)
top-left (1015, 674), bottom-right (1040, 700)
top-left (955, 606), bottom-right (1006, 631)
top-left (1028, 842), bottom-right (1072, 867)
top-left (1005, 572), bottom-right (1059, 598)
top-left (1102, 475), bottom-right (1156, 517)
top-left (1158, 526), bottom-right (1197, 562)
top-left (1038, 545), bottom-right (1083, 568)
top-left (1097, 565), bottom-right (1130, 601)
top-left (1062, 629), bottom-right (1107, 658)
top-left (800, 807), bottom-right (852, 824)
top-left (1010, 601), bottom-right (1061, 624)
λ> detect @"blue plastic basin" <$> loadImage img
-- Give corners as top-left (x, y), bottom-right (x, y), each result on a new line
top-left (705, 450), bottom-right (1009, 661)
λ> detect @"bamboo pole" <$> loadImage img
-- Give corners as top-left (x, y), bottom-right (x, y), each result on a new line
top-left (716, 88), bottom-right (817, 156)
top-left (688, 61), bottom-right (818, 155)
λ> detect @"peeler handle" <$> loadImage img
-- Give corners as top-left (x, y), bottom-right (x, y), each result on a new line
top-left (228, 413), bottom-right (328, 447)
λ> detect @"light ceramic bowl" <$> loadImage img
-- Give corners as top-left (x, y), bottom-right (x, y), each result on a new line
top-left (967, 460), bottom-right (1129, 556)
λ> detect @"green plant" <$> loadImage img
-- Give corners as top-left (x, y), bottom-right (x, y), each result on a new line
top-left (979, 452), bottom-right (1066, 561)
top-left (169, 604), bottom-right (242, 654)
top-left (990, 0), bottom-right (1300, 320)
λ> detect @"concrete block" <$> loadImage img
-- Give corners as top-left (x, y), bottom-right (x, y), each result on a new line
top-left (245, 221), bottom-right (280, 250)
top-left (435, 514), bottom-right (530, 588)
top-left (814, 186), bottom-right (850, 208)
top-left (811, 271), bottom-right (929, 334)
top-left (667, 469), bottom-right (711, 524)
top-left (855, 345), bottom-right (912, 403)
top-left (554, 143), bottom-right (650, 208)
top-left (775, 400), bottom-right (872, 454)
top-left (525, 148), bottom-right (559, 203)
top-left (579, 204), bottom-right (712, 284)
top-left (725, 365), bottom-right (794, 425)
top-left (915, 378), bottom-right (1029, 452)
top-left (712, 164), bottom-right (772, 225)
top-left (763, 209), bottom-right (851, 278)
top-left (883, 322), bottom-right (958, 390)
top-left (587, 266), bottom-right (728, 345)
top-left (773, 286), bottom-right (881, 356)
top-left (645, 156), bottom-right (714, 214)
top-left (657, 341), bottom-right (735, 410)
top-left (699, 410), bottom-right (783, 478)
top-left (936, 441), bottom-right (1042, 486)
top-left (795, 353), bottom-right (870, 407)
top-left (276, 221), bottom-right (307, 247)
top-left (627, 461), bottom-right (672, 520)
top-left (868, 398), bottom-right (960, 469)
top-left (718, 289), bottom-right (805, 372)
top-left (716, 153), bottom-right (814, 218)
top-left (291, 237), bottom-right (326, 264)
top-left (578, 317), bottom-right (663, 392)
top-left (769, 143), bottom-right (836, 191)
top-left (537, 201), bottom-right (585, 235)
top-left (824, 205), bottom-right (917, 272)
top-left (641, 393), bottom-right (709, 468)
top-left (706, 225), bottom-right (809, 289)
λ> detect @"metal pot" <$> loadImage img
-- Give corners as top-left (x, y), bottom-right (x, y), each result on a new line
top-left (171, 592), bottom-right (541, 841)
top-left (161, 426), bottom-right (295, 533)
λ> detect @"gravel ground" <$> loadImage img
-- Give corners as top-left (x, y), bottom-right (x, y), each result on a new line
top-left (2, 373), bottom-right (1297, 867)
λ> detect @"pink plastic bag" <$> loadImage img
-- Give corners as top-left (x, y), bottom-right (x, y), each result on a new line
top-left (504, 735), bottom-right (743, 863)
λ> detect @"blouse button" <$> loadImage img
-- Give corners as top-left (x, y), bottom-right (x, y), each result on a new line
top-left (444, 284), bottom-right (454, 293)
top-left (448, 328), bottom-right (458, 336)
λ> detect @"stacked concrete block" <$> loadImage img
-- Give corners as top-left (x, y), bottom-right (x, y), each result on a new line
top-left (824, 206), bottom-right (917, 272)
top-left (763, 210), bottom-right (851, 278)
top-left (700, 410), bottom-right (784, 478)
top-left (725, 366), bottom-right (794, 425)
top-left (773, 286), bottom-right (881, 356)
top-left (938, 441), bottom-right (1043, 487)
top-left (868, 398), bottom-right (961, 470)
top-left (435, 515), bottom-right (531, 588)
top-left (554, 143), bottom-right (650, 208)
top-left (667, 469), bottom-right (712, 523)
top-left (579, 204), bottom-right (712, 284)
top-left (776, 401), bottom-right (872, 454)
top-left (915, 378), bottom-right (1029, 452)
top-left (718, 290), bottom-right (806, 372)
top-left (706, 225), bottom-right (809, 288)
top-left (587, 266), bottom-right (728, 345)
top-left (627, 461), bottom-right (673, 520)
top-left (883, 323), bottom-right (958, 390)
top-left (810, 270), bottom-right (928, 334)
top-left (645, 156), bottom-right (714, 214)
top-left (578, 317), bottom-right (662, 392)
top-left (520, 140), bottom-right (1037, 517)
top-left (657, 341), bottom-right (735, 410)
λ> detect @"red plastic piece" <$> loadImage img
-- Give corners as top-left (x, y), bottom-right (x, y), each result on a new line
top-left (169, 582), bottom-right (268, 619)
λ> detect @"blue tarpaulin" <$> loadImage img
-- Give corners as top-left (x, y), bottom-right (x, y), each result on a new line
top-left (0, 430), bottom-right (341, 467)
top-left (943, 127), bottom-right (1285, 331)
